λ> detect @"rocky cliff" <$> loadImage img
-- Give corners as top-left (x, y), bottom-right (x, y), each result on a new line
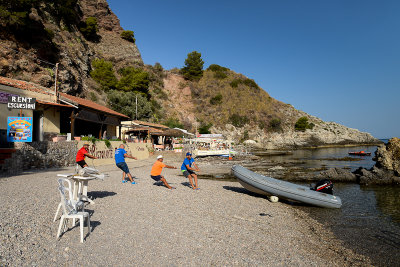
top-left (161, 71), bottom-right (380, 149)
top-left (0, 0), bottom-right (142, 97)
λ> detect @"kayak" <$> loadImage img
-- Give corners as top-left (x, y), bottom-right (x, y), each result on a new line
top-left (348, 151), bottom-right (371, 156)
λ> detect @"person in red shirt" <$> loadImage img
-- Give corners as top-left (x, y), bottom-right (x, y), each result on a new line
top-left (76, 142), bottom-right (97, 168)
top-left (150, 155), bottom-right (177, 190)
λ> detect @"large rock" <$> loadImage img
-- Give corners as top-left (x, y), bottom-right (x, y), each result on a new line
top-left (373, 137), bottom-right (400, 175)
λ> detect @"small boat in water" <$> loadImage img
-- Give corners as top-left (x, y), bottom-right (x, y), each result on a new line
top-left (348, 151), bottom-right (371, 156)
top-left (231, 165), bottom-right (342, 208)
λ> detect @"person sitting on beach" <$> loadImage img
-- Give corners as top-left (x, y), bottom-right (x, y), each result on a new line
top-left (115, 144), bottom-right (137, 184)
top-left (181, 152), bottom-right (200, 190)
top-left (150, 155), bottom-right (177, 190)
top-left (76, 142), bottom-right (98, 168)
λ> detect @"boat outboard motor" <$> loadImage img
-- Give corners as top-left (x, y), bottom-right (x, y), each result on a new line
top-left (314, 179), bottom-right (333, 195)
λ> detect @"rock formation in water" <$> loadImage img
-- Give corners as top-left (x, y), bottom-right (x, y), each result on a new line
top-left (316, 138), bottom-right (400, 185)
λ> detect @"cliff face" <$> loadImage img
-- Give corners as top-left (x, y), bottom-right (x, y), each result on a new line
top-left (0, 0), bottom-right (142, 96)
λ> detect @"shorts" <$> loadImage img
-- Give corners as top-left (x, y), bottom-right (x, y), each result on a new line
top-left (116, 162), bottom-right (130, 174)
top-left (150, 175), bottom-right (162, 181)
top-left (182, 169), bottom-right (195, 178)
top-left (76, 160), bottom-right (87, 168)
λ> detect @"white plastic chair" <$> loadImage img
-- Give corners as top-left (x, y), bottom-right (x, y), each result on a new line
top-left (56, 178), bottom-right (91, 243)
top-left (53, 178), bottom-right (84, 222)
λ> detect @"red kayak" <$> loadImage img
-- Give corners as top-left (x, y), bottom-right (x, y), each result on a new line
top-left (348, 151), bottom-right (371, 156)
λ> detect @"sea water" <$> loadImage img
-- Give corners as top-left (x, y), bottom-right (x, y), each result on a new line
top-left (258, 142), bottom-right (400, 266)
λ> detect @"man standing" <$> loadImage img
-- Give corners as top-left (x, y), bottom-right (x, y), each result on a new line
top-left (115, 144), bottom-right (137, 184)
top-left (76, 142), bottom-right (97, 168)
top-left (150, 155), bottom-right (177, 190)
top-left (181, 152), bottom-right (200, 190)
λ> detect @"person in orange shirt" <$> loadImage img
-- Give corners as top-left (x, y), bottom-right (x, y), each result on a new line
top-left (150, 155), bottom-right (177, 190)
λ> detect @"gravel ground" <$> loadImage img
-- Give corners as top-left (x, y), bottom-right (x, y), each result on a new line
top-left (0, 153), bottom-right (371, 266)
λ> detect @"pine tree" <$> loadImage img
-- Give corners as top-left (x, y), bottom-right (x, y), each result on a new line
top-left (181, 51), bottom-right (204, 81)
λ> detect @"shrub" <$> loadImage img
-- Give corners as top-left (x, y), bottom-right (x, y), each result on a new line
top-left (79, 17), bottom-right (98, 39)
top-left (89, 92), bottom-right (98, 101)
top-left (81, 136), bottom-right (98, 144)
top-left (230, 79), bottom-right (241, 88)
top-left (120, 30), bottom-right (135, 43)
top-left (181, 51), bottom-right (204, 81)
top-left (104, 139), bottom-right (111, 148)
top-left (230, 78), bottom-right (259, 90)
top-left (214, 71), bottom-right (228, 79)
top-left (210, 94), bottom-right (223, 105)
top-left (154, 62), bottom-right (163, 72)
top-left (269, 118), bottom-right (281, 131)
top-left (199, 122), bottom-right (213, 134)
top-left (243, 78), bottom-right (259, 90)
top-left (207, 64), bottom-right (229, 80)
top-left (116, 67), bottom-right (149, 94)
top-left (229, 113), bottom-right (249, 128)
top-left (164, 118), bottom-right (184, 129)
top-left (90, 59), bottom-right (117, 91)
top-left (207, 64), bottom-right (229, 72)
top-left (295, 117), bottom-right (314, 131)
top-left (240, 130), bottom-right (249, 143)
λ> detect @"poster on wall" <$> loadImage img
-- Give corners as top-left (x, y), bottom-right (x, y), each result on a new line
top-left (7, 117), bottom-right (33, 142)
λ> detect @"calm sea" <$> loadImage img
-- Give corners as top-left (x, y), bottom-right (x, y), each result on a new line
top-left (253, 140), bottom-right (400, 267)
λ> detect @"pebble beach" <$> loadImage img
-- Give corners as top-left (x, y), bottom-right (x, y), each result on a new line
top-left (0, 153), bottom-right (371, 266)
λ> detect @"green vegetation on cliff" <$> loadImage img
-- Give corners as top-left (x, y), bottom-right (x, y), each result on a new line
top-left (295, 116), bottom-right (315, 131)
top-left (181, 51), bottom-right (204, 81)
top-left (190, 65), bottom-right (287, 133)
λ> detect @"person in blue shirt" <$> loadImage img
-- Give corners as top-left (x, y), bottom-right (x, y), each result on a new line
top-left (181, 152), bottom-right (200, 190)
top-left (115, 144), bottom-right (137, 184)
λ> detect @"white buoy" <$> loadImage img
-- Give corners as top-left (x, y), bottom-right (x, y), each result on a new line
top-left (269, 196), bottom-right (279, 203)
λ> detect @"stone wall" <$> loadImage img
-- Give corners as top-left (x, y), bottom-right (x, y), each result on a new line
top-left (1, 140), bottom-right (150, 176)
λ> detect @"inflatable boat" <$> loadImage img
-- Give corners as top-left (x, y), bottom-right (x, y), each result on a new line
top-left (231, 165), bottom-right (342, 208)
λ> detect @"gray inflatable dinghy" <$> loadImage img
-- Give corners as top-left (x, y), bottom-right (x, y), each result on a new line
top-left (232, 165), bottom-right (342, 208)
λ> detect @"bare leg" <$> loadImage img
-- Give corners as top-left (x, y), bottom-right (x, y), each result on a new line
top-left (122, 172), bottom-right (126, 182)
top-left (126, 173), bottom-right (134, 183)
top-left (188, 175), bottom-right (195, 189)
top-left (160, 176), bottom-right (174, 189)
top-left (192, 173), bottom-right (199, 189)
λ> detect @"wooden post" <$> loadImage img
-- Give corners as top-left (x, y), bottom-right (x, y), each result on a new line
top-left (54, 63), bottom-right (59, 103)
top-left (70, 110), bottom-right (75, 139)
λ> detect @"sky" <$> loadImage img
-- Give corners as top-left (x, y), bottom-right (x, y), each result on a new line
top-left (107, 0), bottom-right (400, 139)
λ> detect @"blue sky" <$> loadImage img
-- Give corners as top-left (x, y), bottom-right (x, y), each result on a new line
top-left (107, 0), bottom-right (400, 138)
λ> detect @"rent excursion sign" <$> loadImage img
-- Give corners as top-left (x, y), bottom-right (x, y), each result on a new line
top-left (7, 96), bottom-right (36, 109)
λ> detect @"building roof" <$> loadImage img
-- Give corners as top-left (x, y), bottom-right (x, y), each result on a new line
top-left (126, 126), bottom-right (163, 134)
top-left (131, 120), bottom-right (169, 129)
top-left (0, 76), bottom-right (54, 96)
top-left (36, 100), bottom-right (71, 108)
top-left (0, 76), bottom-right (129, 119)
top-left (59, 93), bottom-right (129, 119)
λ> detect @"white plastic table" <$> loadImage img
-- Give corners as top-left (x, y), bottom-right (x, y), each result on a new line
top-left (57, 174), bottom-right (97, 205)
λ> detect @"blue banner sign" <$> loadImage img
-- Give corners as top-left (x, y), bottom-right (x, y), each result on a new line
top-left (7, 117), bottom-right (33, 142)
